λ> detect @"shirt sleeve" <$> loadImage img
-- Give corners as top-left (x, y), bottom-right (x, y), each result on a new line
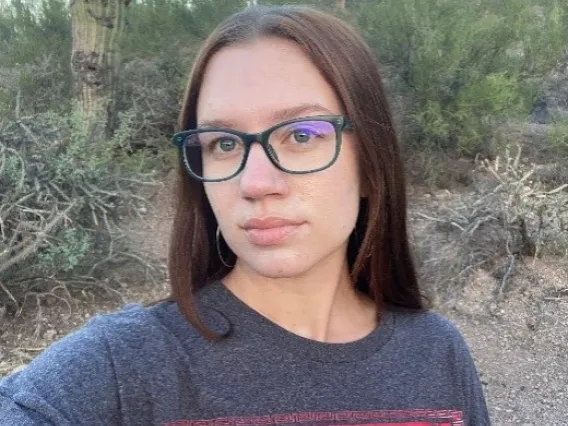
top-left (0, 316), bottom-right (121, 426)
top-left (454, 333), bottom-right (491, 426)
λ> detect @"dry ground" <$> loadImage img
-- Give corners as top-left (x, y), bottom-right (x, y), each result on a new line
top-left (1, 175), bottom-right (567, 425)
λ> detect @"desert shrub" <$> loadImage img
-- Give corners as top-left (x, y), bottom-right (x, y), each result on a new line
top-left (356, 0), bottom-right (568, 156)
top-left (257, 0), bottom-right (333, 7)
top-left (115, 58), bottom-right (185, 152)
top-left (0, 105), bottom-right (160, 309)
top-left (0, 58), bottom-right (71, 119)
top-left (0, 0), bottom-right (72, 118)
top-left (546, 118), bottom-right (568, 156)
top-left (411, 145), bottom-right (568, 301)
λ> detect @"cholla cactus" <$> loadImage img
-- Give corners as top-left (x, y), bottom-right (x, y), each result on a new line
top-left (411, 145), bottom-right (568, 298)
top-left (477, 146), bottom-right (568, 258)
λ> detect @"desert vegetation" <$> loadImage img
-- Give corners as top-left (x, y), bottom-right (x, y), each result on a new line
top-left (1, 1), bottom-right (567, 422)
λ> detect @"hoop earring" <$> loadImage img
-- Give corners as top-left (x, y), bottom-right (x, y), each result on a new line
top-left (216, 227), bottom-right (234, 268)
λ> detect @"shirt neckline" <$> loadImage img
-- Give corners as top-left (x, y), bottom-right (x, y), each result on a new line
top-left (198, 280), bottom-right (395, 363)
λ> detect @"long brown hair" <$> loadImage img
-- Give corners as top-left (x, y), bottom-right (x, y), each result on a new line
top-left (164, 5), bottom-right (424, 340)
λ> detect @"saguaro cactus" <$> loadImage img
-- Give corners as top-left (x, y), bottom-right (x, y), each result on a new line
top-left (70, 0), bottom-right (130, 134)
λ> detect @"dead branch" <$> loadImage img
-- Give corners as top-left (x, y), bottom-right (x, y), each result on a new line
top-left (412, 144), bottom-right (568, 297)
top-left (0, 280), bottom-right (18, 309)
top-left (1, 107), bottom-right (160, 314)
top-left (0, 203), bottom-right (76, 276)
top-left (497, 238), bottom-right (516, 300)
top-left (0, 143), bottom-right (26, 191)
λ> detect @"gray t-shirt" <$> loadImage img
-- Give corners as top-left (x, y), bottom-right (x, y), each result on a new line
top-left (0, 281), bottom-right (490, 425)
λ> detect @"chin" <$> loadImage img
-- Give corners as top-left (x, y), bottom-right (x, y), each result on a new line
top-left (238, 251), bottom-right (314, 279)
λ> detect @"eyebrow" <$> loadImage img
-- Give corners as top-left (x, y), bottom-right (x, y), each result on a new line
top-left (197, 103), bottom-right (336, 129)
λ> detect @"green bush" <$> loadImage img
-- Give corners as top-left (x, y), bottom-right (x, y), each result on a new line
top-left (412, 145), bottom-right (568, 300)
top-left (0, 0), bottom-right (71, 117)
top-left (0, 0), bottom-right (248, 140)
top-left (37, 228), bottom-right (93, 273)
top-left (356, 0), bottom-right (568, 155)
top-left (0, 105), bottom-right (158, 307)
top-left (547, 119), bottom-right (568, 155)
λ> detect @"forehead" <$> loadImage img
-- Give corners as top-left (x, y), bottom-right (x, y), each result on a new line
top-left (196, 37), bottom-right (343, 129)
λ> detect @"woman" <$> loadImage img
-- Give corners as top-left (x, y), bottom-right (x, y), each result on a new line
top-left (0, 5), bottom-right (490, 426)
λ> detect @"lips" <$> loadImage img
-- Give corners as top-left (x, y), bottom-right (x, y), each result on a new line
top-left (243, 216), bottom-right (304, 246)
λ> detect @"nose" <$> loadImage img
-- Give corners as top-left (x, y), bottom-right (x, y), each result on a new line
top-left (239, 143), bottom-right (288, 200)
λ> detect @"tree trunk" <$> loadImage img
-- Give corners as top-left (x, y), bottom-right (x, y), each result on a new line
top-left (70, 0), bottom-right (129, 136)
top-left (335, 0), bottom-right (346, 11)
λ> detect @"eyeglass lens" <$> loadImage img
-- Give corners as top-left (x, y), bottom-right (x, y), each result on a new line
top-left (182, 120), bottom-right (337, 180)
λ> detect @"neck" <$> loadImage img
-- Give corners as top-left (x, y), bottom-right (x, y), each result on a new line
top-left (222, 253), bottom-right (377, 343)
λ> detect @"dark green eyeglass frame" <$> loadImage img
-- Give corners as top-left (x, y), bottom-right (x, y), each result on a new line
top-left (171, 115), bottom-right (352, 182)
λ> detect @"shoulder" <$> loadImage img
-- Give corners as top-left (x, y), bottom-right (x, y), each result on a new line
top-left (385, 309), bottom-right (481, 385)
top-left (2, 301), bottom-right (194, 382)
top-left (0, 297), bottom-right (219, 425)
top-left (391, 309), bottom-right (461, 334)
top-left (388, 309), bottom-right (472, 355)
top-left (385, 310), bottom-right (490, 424)
top-left (0, 306), bottom-right (150, 424)
top-left (82, 300), bottom-right (208, 352)
top-left (2, 304), bottom-right (155, 377)
top-left (90, 301), bottom-right (182, 340)
top-left (90, 300), bottom-right (174, 329)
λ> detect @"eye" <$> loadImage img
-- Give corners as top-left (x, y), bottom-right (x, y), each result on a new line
top-left (271, 121), bottom-right (333, 149)
top-left (216, 137), bottom-right (237, 152)
top-left (290, 125), bottom-right (325, 144)
top-left (293, 129), bottom-right (312, 143)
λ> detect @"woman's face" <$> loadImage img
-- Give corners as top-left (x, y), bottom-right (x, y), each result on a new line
top-left (198, 37), bottom-right (362, 279)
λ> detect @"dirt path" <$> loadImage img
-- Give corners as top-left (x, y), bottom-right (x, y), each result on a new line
top-left (449, 302), bottom-right (568, 425)
top-left (1, 178), bottom-right (567, 425)
top-left (440, 260), bottom-right (568, 425)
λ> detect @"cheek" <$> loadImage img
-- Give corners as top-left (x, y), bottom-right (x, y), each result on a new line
top-left (204, 184), bottom-right (233, 225)
top-left (305, 162), bottom-right (361, 234)
top-left (329, 150), bottom-right (361, 229)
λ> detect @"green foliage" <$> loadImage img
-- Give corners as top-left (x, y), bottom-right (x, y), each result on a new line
top-left (0, 0), bottom-right (250, 135)
top-left (189, 0), bottom-right (249, 38)
top-left (257, 0), bottom-right (333, 8)
top-left (0, 0), bottom-right (71, 115)
top-left (356, 0), bottom-right (568, 155)
top-left (119, 0), bottom-right (247, 67)
top-left (0, 106), bottom-right (157, 296)
top-left (37, 228), bottom-right (93, 272)
top-left (120, 0), bottom-right (193, 59)
top-left (546, 119), bottom-right (568, 155)
top-left (2, 0), bottom-right (567, 159)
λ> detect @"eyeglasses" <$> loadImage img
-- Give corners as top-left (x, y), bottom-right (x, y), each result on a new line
top-left (172, 115), bottom-right (351, 182)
